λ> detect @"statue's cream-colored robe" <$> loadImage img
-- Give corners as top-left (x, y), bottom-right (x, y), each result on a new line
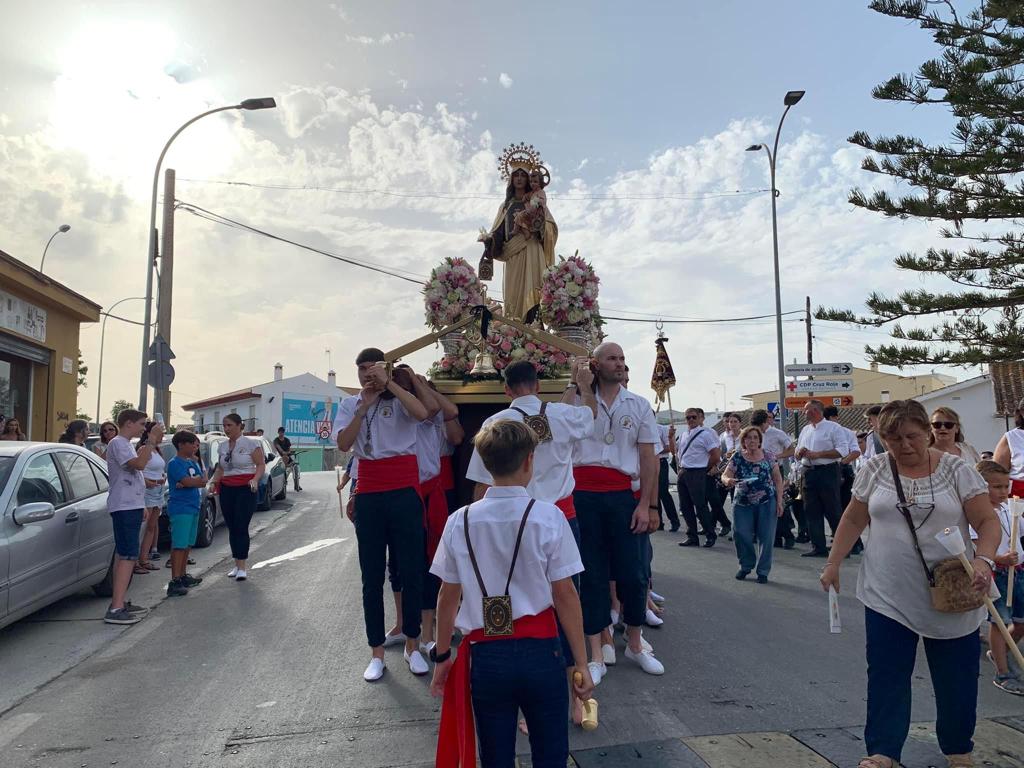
top-left (489, 202), bottom-right (558, 320)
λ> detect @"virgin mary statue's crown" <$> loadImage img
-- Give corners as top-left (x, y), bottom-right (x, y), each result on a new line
top-left (498, 142), bottom-right (543, 181)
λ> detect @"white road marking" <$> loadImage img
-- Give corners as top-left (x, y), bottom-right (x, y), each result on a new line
top-left (256, 700), bottom-right (277, 708)
top-left (96, 617), bottom-right (166, 660)
top-left (250, 538), bottom-right (348, 570)
top-left (0, 712), bottom-right (41, 748)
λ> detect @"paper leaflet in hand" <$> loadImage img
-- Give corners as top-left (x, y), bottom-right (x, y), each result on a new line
top-left (828, 586), bottom-right (841, 634)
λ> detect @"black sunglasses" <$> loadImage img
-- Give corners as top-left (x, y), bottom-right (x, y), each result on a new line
top-left (931, 421), bottom-right (956, 430)
top-left (685, 415), bottom-right (699, 420)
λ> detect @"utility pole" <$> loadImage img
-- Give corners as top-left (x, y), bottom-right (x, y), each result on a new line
top-left (806, 295), bottom-right (813, 364)
top-left (154, 168), bottom-right (175, 422)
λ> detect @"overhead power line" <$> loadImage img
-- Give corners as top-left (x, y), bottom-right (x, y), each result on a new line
top-left (177, 200), bottom-right (807, 327)
top-left (177, 177), bottom-right (771, 202)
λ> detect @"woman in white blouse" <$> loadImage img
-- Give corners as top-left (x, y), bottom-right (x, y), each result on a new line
top-left (994, 398), bottom-right (1024, 498)
top-left (136, 420), bottom-right (166, 573)
top-left (209, 414), bottom-right (265, 581)
top-left (820, 399), bottom-right (999, 768)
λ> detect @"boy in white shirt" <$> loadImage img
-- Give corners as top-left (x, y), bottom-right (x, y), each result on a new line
top-left (429, 420), bottom-right (594, 768)
top-left (975, 460), bottom-right (1024, 695)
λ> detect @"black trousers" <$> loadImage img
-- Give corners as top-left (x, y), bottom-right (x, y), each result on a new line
top-left (219, 484), bottom-right (256, 560)
top-left (574, 489), bottom-right (647, 635)
top-left (657, 458), bottom-right (680, 528)
top-left (677, 468), bottom-right (715, 541)
top-left (708, 477), bottom-right (731, 531)
top-left (840, 463), bottom-right (855, 512)
top-left (354, 487), bottom-right (424, 647)
top-left (802, 464), bottom-right (843, 552)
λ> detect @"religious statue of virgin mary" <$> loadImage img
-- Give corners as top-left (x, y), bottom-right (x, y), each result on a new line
top-left (477, 142), bottom-right (558, 322)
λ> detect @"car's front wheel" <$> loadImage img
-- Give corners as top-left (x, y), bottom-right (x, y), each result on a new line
top-left (193, 500), bottom-right (216, 548)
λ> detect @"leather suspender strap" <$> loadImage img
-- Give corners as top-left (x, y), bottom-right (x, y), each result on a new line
top-left (889, 455), bottom-right (935, 587)
top-left (463, 499), bottom-right (537, 598)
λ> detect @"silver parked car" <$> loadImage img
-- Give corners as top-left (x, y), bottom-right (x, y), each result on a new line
top-left (0, 442), bottom-right (115, 631)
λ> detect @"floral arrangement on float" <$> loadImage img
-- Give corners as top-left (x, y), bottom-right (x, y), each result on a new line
top-left (423, 257), bottom-right (485, 332)
top-left (540, 252), bottom-right (602, 347)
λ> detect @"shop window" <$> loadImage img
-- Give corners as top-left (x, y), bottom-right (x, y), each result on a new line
top-left (0, 352), bottom-right (31, 434)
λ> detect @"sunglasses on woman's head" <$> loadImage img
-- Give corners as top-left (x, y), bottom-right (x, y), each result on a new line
top-left (931, 421), bottom-right (956, 430)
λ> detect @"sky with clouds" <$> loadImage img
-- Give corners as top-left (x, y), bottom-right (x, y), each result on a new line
top-left (0, 0), bottom-right (981, 424)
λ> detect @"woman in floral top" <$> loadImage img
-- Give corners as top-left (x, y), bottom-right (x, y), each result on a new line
top-left (721, 426), bottom-right (784, 583)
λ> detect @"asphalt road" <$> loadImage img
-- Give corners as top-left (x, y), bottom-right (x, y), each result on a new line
top-left (2, 472), bottom-right (1024, 768)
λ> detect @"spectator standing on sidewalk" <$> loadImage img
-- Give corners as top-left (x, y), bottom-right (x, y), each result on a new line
top-left (93, 421), bottom-right (117, 458)
top-left (57, 419), bottom-right (89, 445)
top-left (136, 420), bottom-right (167, 573)
top-left (209, 414), bottom-right (265, 582)
top-left (165, 431), bottom-right (207, 597)
top-left (930, 407), bottom-right (982, 466)
top-left (103, 409), bottom-right (153, 625)
top-left (0, 417), bottom-right (27, 440)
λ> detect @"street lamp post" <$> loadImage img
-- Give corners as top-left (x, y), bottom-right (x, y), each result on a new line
top-left (97, 297), bottom-right (146, 428)
top-left (746, 89), bottom-right (805, 432)
top-left (715, 382), bottom-right (727, 413)
top-left (138, 97), bottom-right (277, 411)
top-left (40, 224), bottom-right (71, 272)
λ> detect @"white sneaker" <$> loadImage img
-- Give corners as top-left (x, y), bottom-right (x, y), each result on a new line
top-left (625, 646), bottom-right (665, 675)
top-left (420, 640), bottom-right (436, 656)
top-left (601, 643), bottom-right (617, 666)
top-left (587, 660), bottom-right (606, 686)
top-left (649, 590), bottom-right (665, 604)
top-left (234, 569), bottom-right (247, 581)
top-left (383, 631), bottom-right (407, 648)
top-left (227, 567), bottom-right (238, 578)
top-left (363, 658), bottom-right (386, 682)
top-left (645, 609), bottom-right (664, 627)
top-left (640, 633), bottom-right (653, 653)
top-left (405, 649), bottom-right (429, 676)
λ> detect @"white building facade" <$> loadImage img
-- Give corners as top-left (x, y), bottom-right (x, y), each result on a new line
top-left (182, 364), bottom-right (357, 471)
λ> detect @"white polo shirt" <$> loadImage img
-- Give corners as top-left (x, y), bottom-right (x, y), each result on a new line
top-left (415, 412), bottom-right (444, 482)
top-left (721, 431), bottom-right (741, 455)
top-left (466, 395), bottom-right (594, 502)
top-left (675, 426), bottom-right (720, 470)
top-left (571, 386), bottom-right (659, 477)
top-left (332, 394), bottom-right (419, 460)
top-left (430, 486), bottom-right (583, 633)
top-left (797, 418), bottom-right (848, 467)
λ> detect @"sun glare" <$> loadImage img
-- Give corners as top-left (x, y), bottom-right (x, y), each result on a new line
top-left (51, 21), bottom-right (241, 197)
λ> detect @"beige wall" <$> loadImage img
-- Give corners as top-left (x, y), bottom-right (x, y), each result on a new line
top-left (743, 367), bottom-right (956, 411)
top-left (0, 254), bottom-right (100, 441)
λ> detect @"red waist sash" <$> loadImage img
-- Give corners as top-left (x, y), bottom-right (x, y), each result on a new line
top-left (633, 490), bottom-right (642, 501)
top-left (356, 455), bottom-right (419, 494)
top-left (1013, 479), bottom-right (1024, 498)
top-left (439, 455), bottom-right (456, 491)
top-left (419, 473), bottom-right (449, 561)
top-left (555, 495), bottom-right (576, 521)
top-left (436, 608), bottom-right (558, 768)
top-left (220, 473), bottom-right (255, 488)
top-left (573, 466), bottom-right (632, 492)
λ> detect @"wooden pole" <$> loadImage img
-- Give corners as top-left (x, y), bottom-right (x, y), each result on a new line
top-left (1009, 498), bottom-right (1021, 610)
top-left (336, 467), bottom-right (344, 519)
top-left (954, 551), bottom-right (1024, 670)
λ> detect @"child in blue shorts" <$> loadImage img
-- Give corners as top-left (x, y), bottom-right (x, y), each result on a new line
top-left (975, 460), bottom-right (1024, 695)
top-left (166, 431), bottom-right (207, 597)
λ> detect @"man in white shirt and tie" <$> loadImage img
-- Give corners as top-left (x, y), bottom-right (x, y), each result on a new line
top-left (795, 399), bottom-right (847, 557)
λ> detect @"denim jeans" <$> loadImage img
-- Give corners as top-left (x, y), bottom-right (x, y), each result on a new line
top-left (733, 498), bottom-right (777, 577)
top-left (471, 637), bottom-right (568, 768)
top-left (864, 607), bottom-right (978, 761)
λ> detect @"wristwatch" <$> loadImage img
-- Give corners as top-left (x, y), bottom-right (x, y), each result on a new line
top-left (976, 555), bottom-right (996, 571)
top-left (429, 646), bottom-right (452, 663)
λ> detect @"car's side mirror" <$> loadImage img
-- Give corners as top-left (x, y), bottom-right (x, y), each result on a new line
top-left (12, 502), bottom-right (56, 525)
